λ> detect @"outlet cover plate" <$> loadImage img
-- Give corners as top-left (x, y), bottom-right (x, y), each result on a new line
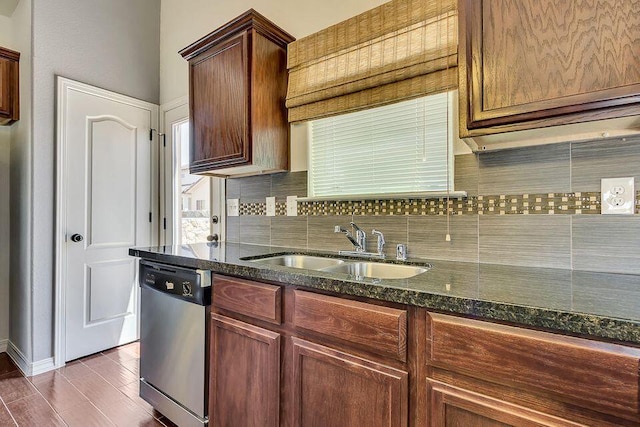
top-left (266, 197), bottom-right (276, 216)
top-left (286, 196), bottom-right (298, 216)
top-left (227, 198), bottom-right (239, 217)
top-left (601, 177), bottom-right (635, 215)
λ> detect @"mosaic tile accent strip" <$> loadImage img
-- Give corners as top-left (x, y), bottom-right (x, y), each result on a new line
top-left (239, 202), bottom-right (266, 216)
top-left (229, 191), bottom-right (640, 216)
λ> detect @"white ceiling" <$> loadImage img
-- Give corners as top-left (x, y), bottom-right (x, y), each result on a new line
top-left (0, 0), bottom-right (19, 17)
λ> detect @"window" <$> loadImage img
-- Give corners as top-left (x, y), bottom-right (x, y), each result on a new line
top-left (173, 120), bottom-right (211, 244)
top-left (308, 92), bottom-right (454, 199)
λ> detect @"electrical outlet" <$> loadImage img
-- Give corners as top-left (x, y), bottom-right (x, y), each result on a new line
top-left (227, 198), bottom-right (239, 217)
top-left (286, 196), bottom-right (298, 216)
top-left (266, 197), bottom-right (276, 216)
top-left (601, 177), bottom-right (635, 215)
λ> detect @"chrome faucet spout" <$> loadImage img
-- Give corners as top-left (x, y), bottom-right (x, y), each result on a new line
top-left (335, 225), bottom-right (361, 250)
top-left (350, 222), bottom-right (366, 252)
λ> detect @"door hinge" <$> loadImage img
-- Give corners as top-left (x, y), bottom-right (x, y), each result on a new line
top-left (163, 217), bottom-right (167, 230)
top-left (149, 212), bottom-right (152, 223)
top-left (162, 133), bottom-right (166, 147)
top-left (149, 129), bottom-right (153, 141)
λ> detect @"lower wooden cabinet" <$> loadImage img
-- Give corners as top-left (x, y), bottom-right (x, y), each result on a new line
top-left (208, 276), bottom-right (640, 426)
top-left (209, 313), bottom-right (280, 426)
top-left (427, 380), bottom-right (582, 427)
top-left (291, 337), bottom-right (409, 427)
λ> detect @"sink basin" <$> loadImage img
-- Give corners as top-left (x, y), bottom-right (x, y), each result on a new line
top-left (249, 254), bottom-right (345, 270)
top-left (323, 262), bottom-right (429, 279)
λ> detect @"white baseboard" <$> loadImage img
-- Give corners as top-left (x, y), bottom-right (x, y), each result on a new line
top-left (31, 357), bottom-right (56, 376)
top-left (6, 341), bottom-right (56, 377)
top-left (0, 339), bottom-right (7, 353)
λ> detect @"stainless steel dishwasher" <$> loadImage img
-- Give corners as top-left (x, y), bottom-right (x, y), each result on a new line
top-left (139, 260), bottom-right (211, 427)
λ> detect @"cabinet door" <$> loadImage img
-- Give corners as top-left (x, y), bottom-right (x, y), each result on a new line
top-left (0, 57), bottom-right (11, 117)
top-left (459, 0), bottom-right (640, 135)
top-left (210, 314), bottom-right (280, 427)
top-left (0, 48), bottom-right (19, 125)
top-left (291, 337), bottom-right (408, 427)
top-left (189, 32), bottom-right (249, 172)
top-left (427, 380), bottom-right (583, 427)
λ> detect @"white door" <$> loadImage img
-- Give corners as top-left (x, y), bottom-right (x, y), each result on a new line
top-left (57, 77), bottom-right (158, 362)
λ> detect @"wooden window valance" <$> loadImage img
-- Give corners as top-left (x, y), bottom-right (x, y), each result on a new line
top-left (285, 0), bottom-right (458, 123)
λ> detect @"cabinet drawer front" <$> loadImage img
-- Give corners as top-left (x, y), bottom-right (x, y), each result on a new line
top-left (213, 276), bottom-right (281, 324)
top-left (429, 313), bottom-right (640, 418)
top-left (294, 290), bottom-right (407, 362)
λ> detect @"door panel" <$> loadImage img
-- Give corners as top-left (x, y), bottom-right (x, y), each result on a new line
top-left (86, 259), bottom-right (136, 324)
top-left (87, 117), bottom-right (137, 247)
top-left (60, 78), bottom-right (158, 361)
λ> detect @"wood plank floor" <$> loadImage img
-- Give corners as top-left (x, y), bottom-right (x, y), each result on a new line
top-left (0, 343), bottom-right (178, 426)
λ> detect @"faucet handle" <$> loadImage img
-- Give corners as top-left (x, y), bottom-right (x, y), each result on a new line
top-left (396, 244), bottom-right (407, 261)
top-left (334, 225), bottom-right (345, 233)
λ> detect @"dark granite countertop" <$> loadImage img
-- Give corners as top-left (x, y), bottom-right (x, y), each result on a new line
top-left (129, 243), bottom-right (640, 346)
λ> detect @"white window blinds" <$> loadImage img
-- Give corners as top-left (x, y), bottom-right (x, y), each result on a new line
top-left (308, 92), bottom-right (453, 198)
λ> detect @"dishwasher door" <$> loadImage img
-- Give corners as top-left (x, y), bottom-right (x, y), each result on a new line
top-left (140, 286), bottom-right (208, 417)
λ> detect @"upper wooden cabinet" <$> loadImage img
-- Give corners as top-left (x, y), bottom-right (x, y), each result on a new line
top-left (180, 10), bottom-right (294, 176)
top-left (458, 0), bottom-right (640, 139)
top-left (0, 46), bottom-right (20, 126)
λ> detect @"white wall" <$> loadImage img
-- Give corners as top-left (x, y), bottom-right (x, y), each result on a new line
top-left (0, 12), bottom-right (15, 349)
top-left (160, 0), bottom-right (387, 105)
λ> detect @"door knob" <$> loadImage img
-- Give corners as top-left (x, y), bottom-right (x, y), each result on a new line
top-left (207, 234), bottom-right (219, 242)
top-left (70, 233), bottom-right (84, 243)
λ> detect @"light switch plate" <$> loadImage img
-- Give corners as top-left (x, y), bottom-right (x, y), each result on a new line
top-left (227, 198), bottom-right (239, 217)
top-left (266, 197), bottom-right (276, 216)
top-left (601, 177), bottom-right (635, 215)
top-left (286, 196), bottom-right (298, 216)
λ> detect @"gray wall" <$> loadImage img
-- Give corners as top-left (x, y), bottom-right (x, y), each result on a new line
top-left (0, 14), bottom-right (13, 347)
top-left (227, 135), bottom-right (640, 276)
top-left (9, 0), bottom-right (33, 361)
top-left (10, 0), bottom-right (161, 363)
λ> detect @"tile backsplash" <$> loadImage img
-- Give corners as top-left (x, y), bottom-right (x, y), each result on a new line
top-left (226, 136), bottom-right (640, 274)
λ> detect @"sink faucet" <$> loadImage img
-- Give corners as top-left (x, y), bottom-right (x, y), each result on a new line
top-left (334, 225), bottom-right (362, 251)
top-left (334, 223), bottom-right (385, 259)
top-left (372, 229), bottom-right (385, 256)
top-left (350, 222), bottom-right (366, 252)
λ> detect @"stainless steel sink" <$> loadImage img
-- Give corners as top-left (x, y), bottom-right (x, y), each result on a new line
top-left (322, 262), bottom-right (429, 279)
top-left (249, 254), bottom-right (345, 270)
top-left (248, 254), bottom-right (430, 279)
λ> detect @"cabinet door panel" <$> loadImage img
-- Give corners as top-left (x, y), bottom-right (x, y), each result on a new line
top-left (0, 57), bottom-right (10, 116)
top-left (291, 337), bottom-right (408, 427)
top-left (190, 33), bottom-right (249, 171)
top-left (210, 314), bottom-right (280, 427)
top-left (460, 0), bottom-right (640, 132)
top-left (0, 47), bottom-right (19, 125)
top-left (427, 380), bottom-right (583, 427)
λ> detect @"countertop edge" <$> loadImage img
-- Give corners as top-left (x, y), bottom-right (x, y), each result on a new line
top-left (129, 248), bottom-right (640, 347)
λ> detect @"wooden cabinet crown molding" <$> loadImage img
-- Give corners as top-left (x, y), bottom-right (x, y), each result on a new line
top-left (179, 9), bottom-right (294, 61)
top-left (0, 47), bottom-right (20, 62)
